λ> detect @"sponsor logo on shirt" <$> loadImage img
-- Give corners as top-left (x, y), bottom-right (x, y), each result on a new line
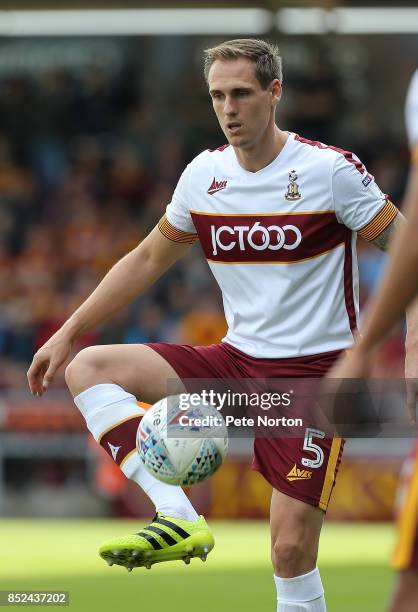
top-left (190, 212), bottom-right (348, 263)
top-left (211, 222), bottom-right (302, 255)
top-left (207, 177), bottom-right (228, 195)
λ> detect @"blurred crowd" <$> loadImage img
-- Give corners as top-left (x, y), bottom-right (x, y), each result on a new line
top-left (0, 41), bottom-right (410, 389)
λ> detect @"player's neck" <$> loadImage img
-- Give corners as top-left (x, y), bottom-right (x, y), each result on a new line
top-left (233, 126), bottom-right (288, 173)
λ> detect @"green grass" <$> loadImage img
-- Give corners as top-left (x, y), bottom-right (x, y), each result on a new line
top-left (0, 520), bottom-right (395, 611)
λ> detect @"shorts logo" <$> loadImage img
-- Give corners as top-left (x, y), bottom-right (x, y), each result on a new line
top-left (211, 222), bottom-right (302, 256)
top-left (207, 177), bottom-right (228, 195)
top-left (286, 464), bottom-right (312, 482)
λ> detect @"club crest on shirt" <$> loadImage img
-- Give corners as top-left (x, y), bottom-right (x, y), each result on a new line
top-left (285, 170), bottom-right (302, 201)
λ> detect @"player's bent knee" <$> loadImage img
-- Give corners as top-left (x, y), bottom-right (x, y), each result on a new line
top-left (272, 538), bottom-right (316, 577)
top-left (65, 347), bottom-right (106, 396)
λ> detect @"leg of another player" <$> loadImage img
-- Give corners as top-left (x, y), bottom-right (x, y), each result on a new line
top-left (65, 344), bottom-right (199, 522)
top-left (270, 489), bottom-right (326, 611)
top-left (388, 570), bottom-right (418, 612)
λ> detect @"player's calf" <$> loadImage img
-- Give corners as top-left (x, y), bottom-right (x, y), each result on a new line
top-left (70, 378), bottom-right (199, 518)
top-left (270, 490), bottom-right (326, 611)
top-left (64, 345), bottom-right (206, 567)
top-left (270, 490), bottom-right (323, 577)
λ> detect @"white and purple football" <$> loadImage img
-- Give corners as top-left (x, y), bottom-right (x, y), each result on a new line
top-left (137, 395), bottom-right (228, 486)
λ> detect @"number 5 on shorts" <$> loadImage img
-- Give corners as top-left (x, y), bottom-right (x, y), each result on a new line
top-left (302, 428), bottom-right (325, 469)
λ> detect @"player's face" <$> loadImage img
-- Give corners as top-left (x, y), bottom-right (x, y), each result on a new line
top-left (208, 58), bottom-right (280, 150)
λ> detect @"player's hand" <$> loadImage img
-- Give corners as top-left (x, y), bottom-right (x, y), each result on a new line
top-left (319, 347), bottom-right (374, 435)
top-left (27, 331), bottom-right (73, 396)
top-left (325, 346), bottom-right (373, 382)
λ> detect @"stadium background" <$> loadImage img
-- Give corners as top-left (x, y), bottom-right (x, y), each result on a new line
top-left (0, 2), bottom-right (417, 610)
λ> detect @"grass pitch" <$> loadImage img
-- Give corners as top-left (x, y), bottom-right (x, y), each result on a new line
top-left (0, 520), bottom-right (394, 611)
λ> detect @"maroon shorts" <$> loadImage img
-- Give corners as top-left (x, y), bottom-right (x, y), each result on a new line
top-left (147, 340), bottom-right (344, 512)
top-left (392, 442), bottom-right (418, 570)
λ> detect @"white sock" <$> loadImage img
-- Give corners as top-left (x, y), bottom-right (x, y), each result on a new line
top-left (74, 383), bottom-right (199, 522)
top-left (274, 568), bottom-right (326, 611)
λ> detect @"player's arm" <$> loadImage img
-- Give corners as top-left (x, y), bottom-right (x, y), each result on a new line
top-left (351, 66), bottom-right (418, 357)
top-left (367, 209), bottom-right (418, 351)
top-left (370, 211), bottom-right (405, 251)
top-left (360, 165), bottom-right (418, 352)
top-left (332, 148), bottom-right (416, 359)
top-left (323, 71), bottom-right (418, 423)
top-left (27, 224), bottom-right (195, 395)
top-left (324, 167), bottom-right (418, 425)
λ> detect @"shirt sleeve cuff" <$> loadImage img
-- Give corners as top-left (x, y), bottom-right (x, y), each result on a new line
top-left (357, 201), bottom-right (399, 241)
top-left (158, 214), bottom-right (198, 244)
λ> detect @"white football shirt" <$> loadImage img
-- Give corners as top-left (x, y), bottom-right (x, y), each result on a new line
top-left (160, 132), bottom-right (398, 358)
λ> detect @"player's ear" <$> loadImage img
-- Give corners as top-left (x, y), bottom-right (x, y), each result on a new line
top-left (270, 79), bottom-right (282, 105)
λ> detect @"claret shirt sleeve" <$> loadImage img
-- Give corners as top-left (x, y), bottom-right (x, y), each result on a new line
top-left (158, 164), bottom-right (198, 244)
top-left (332, 152), bottom-right (398, 241)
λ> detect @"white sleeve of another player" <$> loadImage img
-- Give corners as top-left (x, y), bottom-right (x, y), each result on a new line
top-left (405, 69), bottom-right (418, 148)
top-left (332, 153), bottom-right (392, 234)
top-left (165, 164), bottom-right (196, 233)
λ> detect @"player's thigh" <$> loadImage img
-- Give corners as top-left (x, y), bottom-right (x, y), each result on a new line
top-left (254, 433), bottom-right (344, 515)
top-left (67, 344), bottom-right (184, 402)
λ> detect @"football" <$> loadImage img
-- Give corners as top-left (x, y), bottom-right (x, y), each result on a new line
top-left (137, 395), bottom-right (228, 486)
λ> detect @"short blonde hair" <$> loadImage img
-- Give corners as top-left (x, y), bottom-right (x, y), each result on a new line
top-left (203, 38), bottom-right (283, 89)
